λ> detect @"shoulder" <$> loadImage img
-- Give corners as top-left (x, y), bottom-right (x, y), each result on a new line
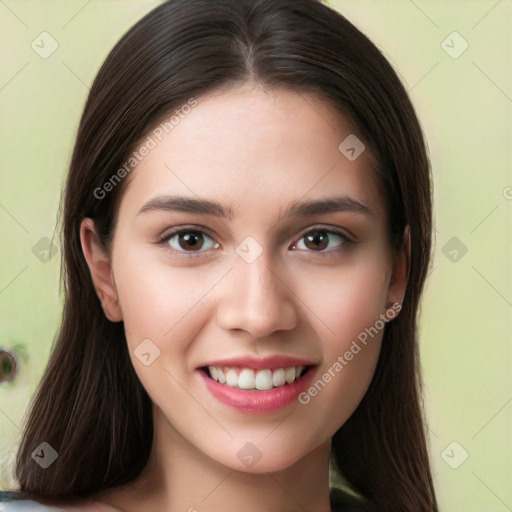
top-left (0, 491), bottom-right (63, 511)
top-left (0, 498), bottom-right (64, 511)
top-left (0, 492), bottom-right (107, 512)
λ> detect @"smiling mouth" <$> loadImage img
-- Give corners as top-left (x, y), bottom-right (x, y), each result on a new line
top-left (201, 365), bottom-right (313, 391)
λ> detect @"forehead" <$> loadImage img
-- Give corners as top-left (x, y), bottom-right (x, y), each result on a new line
top-left (118, 84), bottom-right (386, 223)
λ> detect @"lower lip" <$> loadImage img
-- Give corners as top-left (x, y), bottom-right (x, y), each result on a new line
top-left (199, 368), bottom-right (316, 414)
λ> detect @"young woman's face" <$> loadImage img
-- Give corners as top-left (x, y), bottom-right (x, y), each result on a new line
top-left (87, 84), bottom-right (407, 473)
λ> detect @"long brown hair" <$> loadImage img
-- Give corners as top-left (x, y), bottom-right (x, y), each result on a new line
top-left (12, 0), bottom-right (436, 509)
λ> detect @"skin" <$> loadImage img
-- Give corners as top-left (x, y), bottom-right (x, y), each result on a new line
top-left (80, 83), bottom-right (409, 512)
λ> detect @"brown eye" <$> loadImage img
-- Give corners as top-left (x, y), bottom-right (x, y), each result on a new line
top-left (165, 230), bottom-right (219, 253)
top-left (303, 231), bottom-right (329, 251)
top-left (294, 229), bottom-right (348, 252)
top-left (177, 231), bottom-right (204, 251)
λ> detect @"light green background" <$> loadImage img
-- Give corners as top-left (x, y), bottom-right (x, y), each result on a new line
top-left (0, 1), bottom-right (511, 510)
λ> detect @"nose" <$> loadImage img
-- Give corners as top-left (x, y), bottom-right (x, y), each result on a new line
top-left (215, 252), bottom-right (298, 338)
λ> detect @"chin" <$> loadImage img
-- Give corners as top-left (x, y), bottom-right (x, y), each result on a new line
top-left (209, 437), bottom-right (324, 475)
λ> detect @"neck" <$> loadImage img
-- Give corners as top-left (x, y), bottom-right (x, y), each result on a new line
top-left (98, 406), bottom-right (332, 512)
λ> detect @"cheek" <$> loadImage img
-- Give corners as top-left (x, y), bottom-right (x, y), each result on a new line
top-left (111, 251), bottom-right (221, 418)
top-left (297, 255), bottom-right (390, 345)
top-left (114, 250), bottom-right (201, 328)
top-left (292, 259), bottom-right (390, 432)
top-left (112, 248), bottom-right (219, 356)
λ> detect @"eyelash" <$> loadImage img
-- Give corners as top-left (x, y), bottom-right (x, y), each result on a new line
top-left (156, 225), bottom-right (353, 260)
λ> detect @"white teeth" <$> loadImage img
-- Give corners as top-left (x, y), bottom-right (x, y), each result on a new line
top-left (284, 366), bottom-right (296, 383)
top-left (226, 368), bottom-right (238, 387)
top-left (255, 369), bottom-right (273, 391)
top-left (207, 365), bottom-right (308, 390)
top-left (272, 368), bottom-right (285, 387)
top-left (238, 368), bottom-right (256, 389)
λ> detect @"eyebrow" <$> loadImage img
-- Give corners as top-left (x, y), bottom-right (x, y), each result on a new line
top-left (137, 194), bottom-right (372, 220)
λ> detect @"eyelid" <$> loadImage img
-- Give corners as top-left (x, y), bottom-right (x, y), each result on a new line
top-left (292, 224), bottom-right (354, 245)
top-left (157, 224), bottom-right (217, 242)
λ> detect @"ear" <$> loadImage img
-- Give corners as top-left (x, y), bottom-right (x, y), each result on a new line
top-left (80, 218), bottom-right (122, 322)
top-left (386, 225), bottom-right (410, 309)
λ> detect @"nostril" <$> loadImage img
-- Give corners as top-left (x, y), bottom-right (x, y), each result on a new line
top-left (0, 349), bottom-right (17, 383)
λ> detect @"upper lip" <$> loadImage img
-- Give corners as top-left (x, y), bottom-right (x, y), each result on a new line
top-left (199, 355), bottom-right (317, 370)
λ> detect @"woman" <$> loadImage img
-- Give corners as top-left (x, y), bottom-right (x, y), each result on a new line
top-left (1, 0), bottom-right (437, 510)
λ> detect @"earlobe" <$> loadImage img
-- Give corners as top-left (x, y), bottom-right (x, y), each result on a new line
top-left (80, 218), bottom-right (123, 322)
top-left (387, 225), bottom-right (410, 310)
